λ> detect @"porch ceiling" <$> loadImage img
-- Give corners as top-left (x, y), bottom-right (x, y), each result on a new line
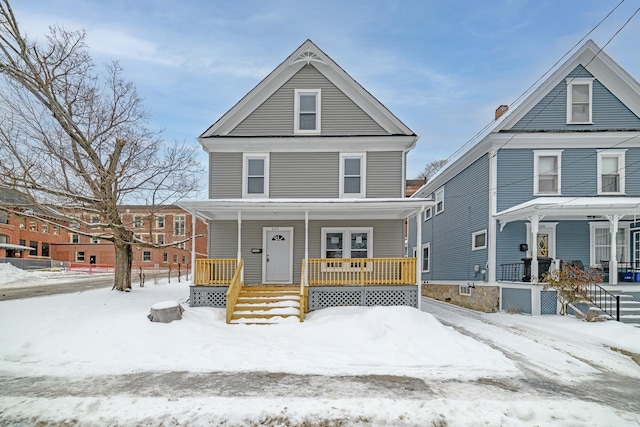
top-left (179, 198), bottom-right (433, 221)
top-left (496, 197), bottom-right (640, 226)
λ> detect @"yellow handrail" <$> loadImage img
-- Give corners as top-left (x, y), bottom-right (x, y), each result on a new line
top-left (306, 257), bottom-right (416, 286)
top-left (225, 259), bottom-right (244, 324)
top-left (194, 259), bottom-right (238, 285)
top-left (299, 260), bottom-right (307, 322)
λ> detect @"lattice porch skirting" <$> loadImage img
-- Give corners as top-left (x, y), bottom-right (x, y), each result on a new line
top-left (307, 285), bottom-right (418, 311)
top-left (190, 286), bottom-right (227, 308)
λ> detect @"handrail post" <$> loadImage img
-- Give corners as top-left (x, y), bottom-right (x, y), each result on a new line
top-left (616, 295), bottom-right (620, 321)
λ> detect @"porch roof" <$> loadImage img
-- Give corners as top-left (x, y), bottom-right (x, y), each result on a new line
top-left (179, 197), bottom-right (433, 221)
top-left (496, 197), bottom-right (640, 227)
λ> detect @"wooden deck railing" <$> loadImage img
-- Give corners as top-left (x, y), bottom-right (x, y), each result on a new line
top-left (194, 258), bottom-right (238, 285)
top-left (299, 260), bottom-right (307, 322)
top-left (225, 259), bottom-right (244, 324)
top-left (306, 257), bottom-right (416, 286)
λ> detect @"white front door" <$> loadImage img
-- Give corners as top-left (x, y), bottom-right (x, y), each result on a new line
top-left (263, 227), bottom-right (293, 283)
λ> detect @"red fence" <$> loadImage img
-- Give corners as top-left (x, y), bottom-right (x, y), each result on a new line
top-left (66, 263), bottom-right (115, 273)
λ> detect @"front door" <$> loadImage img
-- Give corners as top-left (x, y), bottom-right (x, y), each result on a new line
top-left (263, 228), bottom-right (293, 283)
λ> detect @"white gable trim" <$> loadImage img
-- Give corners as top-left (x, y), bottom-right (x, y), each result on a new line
top-left (201, 40), bottom-right (415, 138)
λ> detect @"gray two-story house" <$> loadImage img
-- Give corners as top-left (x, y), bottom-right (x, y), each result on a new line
top-left (409, 40), bottom-right (640, 316)
top-left (181, 40), bottom-right (431, 322)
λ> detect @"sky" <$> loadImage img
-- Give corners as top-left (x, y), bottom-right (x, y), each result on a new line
top-left (10, 1), bottom-right (640, 186)
top-left (1, 263), bottom-right (640, 425)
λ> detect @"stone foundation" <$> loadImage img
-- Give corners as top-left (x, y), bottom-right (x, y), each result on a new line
top-left (422, 284), bottom-right (500, 313)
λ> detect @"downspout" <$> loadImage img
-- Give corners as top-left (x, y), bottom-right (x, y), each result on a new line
top-left (488, 150), bottom-right (498, 283)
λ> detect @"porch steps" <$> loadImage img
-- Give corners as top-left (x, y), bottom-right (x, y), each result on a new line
top-left (585, 291), bottom-right (640, 325)
top-left (230, 285), bottom-right (303, 324)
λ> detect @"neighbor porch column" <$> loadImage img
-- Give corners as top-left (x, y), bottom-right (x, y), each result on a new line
top-left (304, 210), bottom-right (309, 286)
top-left (237, 210), bottom-right (243, 282)
top-left (606, 214), bottom-right (622, 285)
top-left (529, 215), bottom-right (541, 283)
top-left (416, 207), bottom-right (424, 310)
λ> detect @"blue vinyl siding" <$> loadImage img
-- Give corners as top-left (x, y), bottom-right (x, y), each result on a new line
top-left (498, 147), bottom-right (640, 212)
top-left (415, 155), bottom-right (489, 281)
top-left (510, 66), bottom-right (640, 131)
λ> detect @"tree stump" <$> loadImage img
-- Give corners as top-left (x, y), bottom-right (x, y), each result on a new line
top-left (148, 301), bottom-right (184, 323)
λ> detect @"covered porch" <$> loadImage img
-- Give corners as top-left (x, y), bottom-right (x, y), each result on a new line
top-left (180, 197), bottom-right (432, 322)
top-left (496, 197), bottom-right (640, 285)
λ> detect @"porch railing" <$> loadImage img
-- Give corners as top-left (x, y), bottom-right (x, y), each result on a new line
top-left (194, 258), bottom-right (238, 285)
top-left (225, 259), bottom-right (244, 324)
top-left (306, 257), bottom-right (416, 286)
top-left (300, 260), bottom-right (307, 322)
top-left (500, 263), bottom-right (525, 282)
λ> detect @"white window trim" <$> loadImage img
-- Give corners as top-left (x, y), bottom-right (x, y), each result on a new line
top-left (596, 149), bottom-right (626, 195)
top-left (294, 88), bottom-right (321, 134)
top-left (589, 222), bottom-right (630, 267)
top-left (142, 250), bottom-right (152, 262)
top-left (75, 251), bottom-right (85, 262)
top-left (421, 242), bottom-right (431, 273)
top-left (423, 207), bottom-right (432, 221)
top-left (242, 153), bottom-right (270, 198)
top-left (156, 215), bottom-right (165, 229)
top-left (566, 78), bottom-right (594, 124)
top-left (459, 285), bottom-right (472, 296)
top-left (533, 150), bottom-right (563, 196)
top-left (471, 229), bottom-right (488, 251)
top-left (339, 153), bottom-right (366, 198)
top-left (435, 187), bottom-right (444, 215)
top-left (321, 227), bottom-right (373, 270)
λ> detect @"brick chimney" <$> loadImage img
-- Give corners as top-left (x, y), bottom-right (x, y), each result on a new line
top-left (495, 104), bottom-right (508, 120)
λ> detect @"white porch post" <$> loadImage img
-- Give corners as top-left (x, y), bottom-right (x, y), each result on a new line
top-left (606, 214), bottom-right (622, 285)
top-left (416, 207), bottom-right (424, 310)
top-left (237, 210), bottom-right (243, 282)
top-left (190, 210), bottom-right (197, 282)
top-left (529, 215), bottom-right (541, 283)
top-left (304, 210), bottom-right (309, 286)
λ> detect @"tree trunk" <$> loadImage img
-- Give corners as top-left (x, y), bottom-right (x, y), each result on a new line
top-left (113, 240), bottom-right (133, 291)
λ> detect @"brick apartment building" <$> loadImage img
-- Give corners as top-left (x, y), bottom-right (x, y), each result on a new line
top-left (1, 188), bottom-right (207, 270)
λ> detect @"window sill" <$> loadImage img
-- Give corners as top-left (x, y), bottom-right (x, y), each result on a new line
top-left (597, 192), bottom-right (626, 196)
top-left (533, 192), bottom-right (562, 197)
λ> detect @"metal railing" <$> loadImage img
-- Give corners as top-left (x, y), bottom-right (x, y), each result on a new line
top-left (306, 257), bottom-right (416, 286)
top-left (500, 263), bottom-right (525, 282)
top-left (225, 259), bottom-right (244, 324)
top-left (194, 258), bottom-right (238, 285)
top-left (584, 282), bottom-right (620, 321)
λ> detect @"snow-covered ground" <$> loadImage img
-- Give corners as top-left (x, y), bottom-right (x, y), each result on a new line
top-left (0, 262), bottom-right (639, 426)
top-left (0, 262), bottom-right (112, 288)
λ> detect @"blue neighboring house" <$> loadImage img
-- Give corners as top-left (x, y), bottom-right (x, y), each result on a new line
top-left (408, 40), bottom-right (640, 315)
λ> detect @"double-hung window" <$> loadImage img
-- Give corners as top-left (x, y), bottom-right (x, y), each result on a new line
top-left (294, 89), bottom-right (321, 133)
top-left (243, 153), bottom-right (269, 197)
top-left (423, 207), bottom-right (432, 221)
top-left (174, 215), bottom-right (186, 236)
top-left (421, 243), bottom-right (430, 272)
top-left (590, 222), bottom-right (629, 266)
top-left (597, 150), bottom-right (625, 194)
top-left (339, 153), bottom-right (366, 198)
top-left (435, 187), bottom-right (444, 214)
top-left (534, 150), bottom-right (562, 195)
top-left (566, 78), bottom-right (593, 124)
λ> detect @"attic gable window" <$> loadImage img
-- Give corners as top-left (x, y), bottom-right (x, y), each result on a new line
top-left (566, 78), bottom-right (593, 124)
top-left (294, 89), bottom-right (321, 133)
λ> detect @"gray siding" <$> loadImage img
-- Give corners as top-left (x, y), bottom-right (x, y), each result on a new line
top-left (409, 155), bottom-right (490, 282)
top-left (270, 152), bottom-right (338, 198)
top-left (209, 219), bottom-right (404, 284)
top-left (209, 153), bottom-right (242, 199)
top-left (230, 64), bottom-right (388, 136)
top-left (366, 152), bottom-right (403, 198)
top-left (510, 66), bottom-right (640, 131)
top-left (497, 148), bottom-right (640, 212)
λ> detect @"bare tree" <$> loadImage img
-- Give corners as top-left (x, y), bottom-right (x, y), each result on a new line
top-left (0, 1), bottom-right (202, 291)
top-left (416, 158), bottom-right (448, 183)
